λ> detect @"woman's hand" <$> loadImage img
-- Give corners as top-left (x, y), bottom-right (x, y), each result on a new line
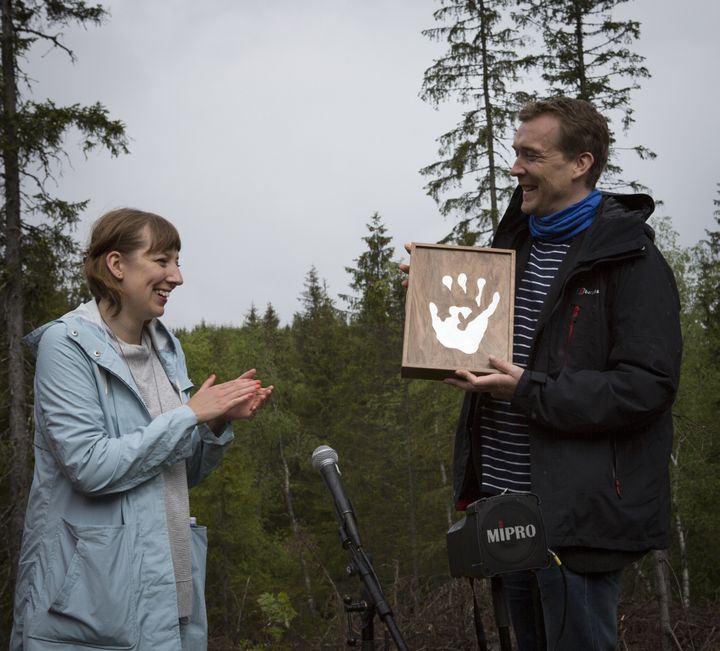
top-left (194, 369), bottom-right (274, 434)
top-left (224, 383), bottom-right (274, 421)
top-left (188, 373), bottom-right (258, 425)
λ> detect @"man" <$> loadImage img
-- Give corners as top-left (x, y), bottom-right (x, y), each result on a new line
top-left (416, 97), bottom-right (682, 650)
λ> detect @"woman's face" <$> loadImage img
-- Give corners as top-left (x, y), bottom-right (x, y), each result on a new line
top-left (111, 228), bottom-right (183, 324)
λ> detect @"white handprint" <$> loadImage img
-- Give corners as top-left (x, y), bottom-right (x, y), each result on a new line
top-left (429, 273), bottom-right (501, 354)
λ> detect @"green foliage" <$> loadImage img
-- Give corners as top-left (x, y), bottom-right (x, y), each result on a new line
top-left (2, 5), bottom-right (129, 230)
top-left (1, 2), bottom-right (127, 644)
top-left (180, 208), bottom-right (719, 648)
top-left (653, 202), bottom-right (720, 608)
top-left (0, 0), bottom-right (129, 324)
top-left (256, 592), bottom-right (297, 641)
top-left (172, 214), bottom-right (467, 647)
top-left (694, 186), bottom-right (720, 365)
top-left (421, 0), bottom-right (533, 240)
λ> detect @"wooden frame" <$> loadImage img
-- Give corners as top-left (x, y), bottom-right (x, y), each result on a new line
top-left (401, 243), bottom-right (515, 380)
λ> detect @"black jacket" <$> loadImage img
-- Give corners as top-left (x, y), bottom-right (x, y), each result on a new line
top-left (453, 188), bottom-right (682, 553)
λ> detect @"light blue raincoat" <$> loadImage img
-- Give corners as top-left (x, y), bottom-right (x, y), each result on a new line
top-left (11, 301), bottom-right (234, 651)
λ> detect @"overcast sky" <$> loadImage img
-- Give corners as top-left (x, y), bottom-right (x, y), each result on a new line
top-left (27, 0), bottom-right (720, 329)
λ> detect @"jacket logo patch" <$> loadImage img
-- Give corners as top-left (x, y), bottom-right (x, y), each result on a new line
top-left (577, 287), bottom-right (599, 295)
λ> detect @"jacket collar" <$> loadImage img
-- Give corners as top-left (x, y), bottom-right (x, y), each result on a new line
top-left (25, 300), bottom-right (177, 353)
top-left (23, 300), bottom-right (191, 394)
top-left (494, 186), bottom-right (655, 264)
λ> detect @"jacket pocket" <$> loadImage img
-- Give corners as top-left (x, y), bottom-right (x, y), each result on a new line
top-left (180, 525), bottom-right (209, 650)
top-left (29, 520), bottom-right (137, 649)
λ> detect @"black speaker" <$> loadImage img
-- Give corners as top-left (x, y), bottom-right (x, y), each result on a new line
top-left (447, 493), bottom-right (549, 578)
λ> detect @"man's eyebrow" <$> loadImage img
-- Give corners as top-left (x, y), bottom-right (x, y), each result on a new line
top-left (513, 145), bottom-right (543, 154)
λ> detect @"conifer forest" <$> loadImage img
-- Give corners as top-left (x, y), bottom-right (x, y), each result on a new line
top-left (1, 1), bottom-right (718, 649)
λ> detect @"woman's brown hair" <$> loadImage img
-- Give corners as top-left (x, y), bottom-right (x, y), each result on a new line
top-left (84, 208), bottom-right (181, 315)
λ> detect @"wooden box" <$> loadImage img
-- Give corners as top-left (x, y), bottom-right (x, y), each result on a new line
top-left (401, 243), bottom-right (515, 380)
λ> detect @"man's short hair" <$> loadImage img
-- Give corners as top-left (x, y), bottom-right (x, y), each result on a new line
top-left (519, 97), bottom-right (609, 188)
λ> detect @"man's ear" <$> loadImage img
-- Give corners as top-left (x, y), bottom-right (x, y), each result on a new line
top-left (573, 152), bottom-right (594, 181)
top-left (105, 251), bottom-right (123, 280)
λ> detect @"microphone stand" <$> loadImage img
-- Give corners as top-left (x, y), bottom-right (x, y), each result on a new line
top-left (337, 520), bottom-right (409, 651)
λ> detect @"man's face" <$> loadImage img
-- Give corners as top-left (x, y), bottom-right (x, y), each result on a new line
top-left (510, 114), bottom-right (589, 217)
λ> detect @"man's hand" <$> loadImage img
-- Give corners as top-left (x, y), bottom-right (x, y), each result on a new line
top-left (399, 243), bottom-right (411, 288)
top-left (443, 355), bottom-right (523, 401)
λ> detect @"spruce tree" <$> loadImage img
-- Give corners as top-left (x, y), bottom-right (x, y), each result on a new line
top-left (244, 302), bottom-right (260, 328)
top-left (0, 0), bottom-right (127, 615)
top-left (344, 213), bottom-right (405, 342)
top-left (342, 214), bottom-right (424, 584)
top-left (262, 302), bottom-right (281, 331)
top-left (291, 267), bottom-right (345, 441)
top-left (421, 0), bottom-right (533, 242)
top-left (517, 0), bottom-right (654, 188)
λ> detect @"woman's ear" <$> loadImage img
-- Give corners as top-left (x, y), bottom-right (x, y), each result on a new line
top-left (105, 251), bottom-right (123, 280)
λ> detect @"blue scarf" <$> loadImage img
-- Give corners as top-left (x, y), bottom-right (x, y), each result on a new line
top-left (528, 189), bottom-right (602, 243)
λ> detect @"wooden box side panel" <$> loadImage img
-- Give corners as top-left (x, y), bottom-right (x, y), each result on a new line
top-left (402, 244), bottom-right (515, 379)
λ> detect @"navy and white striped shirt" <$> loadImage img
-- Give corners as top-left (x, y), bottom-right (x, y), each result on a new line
top-left (478, 241), bottom-right (570, 494)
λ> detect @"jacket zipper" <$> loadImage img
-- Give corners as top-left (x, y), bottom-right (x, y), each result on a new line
top-left (612, 441), bottom-right (622, 499)
top-left (566, 304), bottom-right (581, 353)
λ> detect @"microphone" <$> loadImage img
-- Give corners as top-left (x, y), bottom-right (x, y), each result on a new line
top-left (311, 445), bottom-right (362, 547)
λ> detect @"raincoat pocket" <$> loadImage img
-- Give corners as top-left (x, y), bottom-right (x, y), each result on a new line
top-left (180, 525), bottom-right (208, 651)
top-left (29, 520), bottom-right (137, 649)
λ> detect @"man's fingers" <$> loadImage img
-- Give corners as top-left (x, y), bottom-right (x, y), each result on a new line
top-left (489, 355), bottom-right (521, 378)
top-left (399, 262), bottom-right (410, 286)
top-left (443, 377), bottom-right (471, 391)
top-left (404, 242), bottom-right (412, 254)
top-left (400, 244), bottom-right (412, 288)
top-left (453, 369), bottom-right (479, 384)
top-left (488, 356), bottom-right (511, 372)
top-left (443, 369), bottom-right (478, 391)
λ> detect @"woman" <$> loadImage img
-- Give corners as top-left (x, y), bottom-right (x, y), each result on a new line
top-left (11, 208), bottom-right (272, 651)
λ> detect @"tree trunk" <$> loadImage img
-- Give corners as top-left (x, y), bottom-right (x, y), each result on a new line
top-left (402, 383), bottom-right (419, 601)
top-left (674, 511), bottom-right (690, 609)
top-left (670, 446), bottom-right (690, 609)
top-left (571, 0), bottom-right (588, 99)
top-left (1, 0), bottom-right (29, 580)
top-left (278, 434), bottom-right (316, 616)
top-left (653, 549), bottom-right (681, 651)
top-left (478, 0), bottom-right (499, 233)
top-left (439, 459), bottom-right (453, 529)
